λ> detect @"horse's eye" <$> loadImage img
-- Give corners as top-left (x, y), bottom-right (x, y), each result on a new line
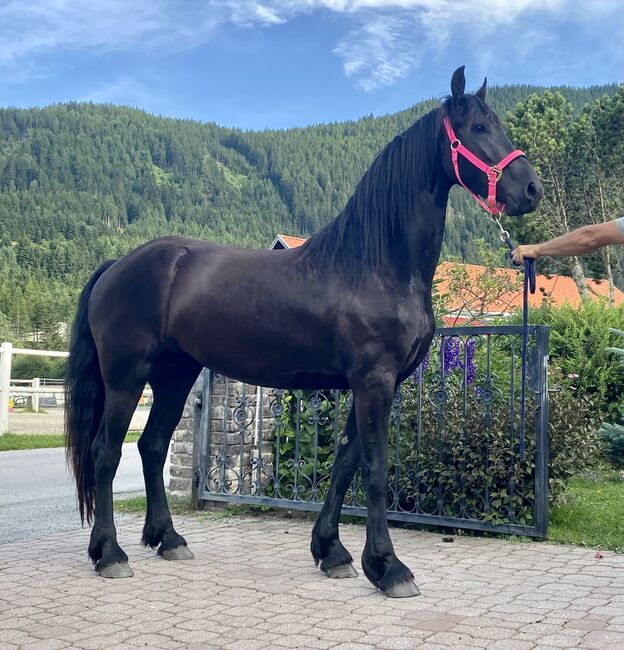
top-left (472, 124), bottom-right (486, 133)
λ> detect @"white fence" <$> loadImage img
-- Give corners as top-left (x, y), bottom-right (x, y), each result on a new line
top-left (0, 341), bottom-right (153, 435)
top-left (0, 342), bottom-right (69, 434)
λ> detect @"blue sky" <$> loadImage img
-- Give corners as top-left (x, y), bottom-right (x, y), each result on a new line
top-left (1, 1), bottom-right (623, 130)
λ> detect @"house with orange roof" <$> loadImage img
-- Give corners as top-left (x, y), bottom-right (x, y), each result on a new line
top-left (270, 234), bottom-right (308, 250)
top-left (435, 261), bottom-right (624, 325)
top-left (270, 234), bottom-right (624, 324)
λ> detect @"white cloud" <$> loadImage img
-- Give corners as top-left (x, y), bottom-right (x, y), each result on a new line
top-left (81, 77), bottom-right (155, 107)
top-left (333, 14), bottom-right (422, 91)
top-left (0, 0), bottom-right (622, 91)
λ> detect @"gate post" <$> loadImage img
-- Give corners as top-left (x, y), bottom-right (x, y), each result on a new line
top-left (0, 342), bottom-right (13, 435)
top-left (32, 378), bottom-right (40, 413)
top-left (533, 326), bottom-right (550, 538)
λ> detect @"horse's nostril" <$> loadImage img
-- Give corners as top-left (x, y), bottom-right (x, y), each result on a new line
top-left (527, 181), bottom-right (538, 198)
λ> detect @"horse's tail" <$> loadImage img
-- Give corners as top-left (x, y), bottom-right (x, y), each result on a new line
top-left (65, 260), bottom-right (116, 525)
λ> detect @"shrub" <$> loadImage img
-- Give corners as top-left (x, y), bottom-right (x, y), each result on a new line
top-left (597, 327), bottom-right (624, 468)
top-left (508, 300), bottom-right (624, 420)
top-left (11, 355), bottom-right (66, 380)
top-left (597, 423), bottom-right (624, 468)
top-left (270, 340), bottom-right (601, 526)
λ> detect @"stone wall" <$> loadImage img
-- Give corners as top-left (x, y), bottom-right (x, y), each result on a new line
top-left (169, 371), bottom-right (276, 502)
top-left (168, 374), bottom-right (203, 500)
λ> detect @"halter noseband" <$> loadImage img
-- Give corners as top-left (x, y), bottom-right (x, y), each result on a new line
top-left (443, 116), bottom-right (525, 216)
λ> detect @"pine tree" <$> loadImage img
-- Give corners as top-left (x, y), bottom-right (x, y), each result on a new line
top-left (600, 328), bottom-right (624, 468)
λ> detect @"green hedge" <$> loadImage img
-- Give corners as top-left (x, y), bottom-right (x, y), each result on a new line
top-left (271, 340), bottom-right (600, 526)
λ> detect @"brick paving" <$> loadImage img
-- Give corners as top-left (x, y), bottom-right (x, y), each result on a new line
top-left (0, 514), bottom-right (623, 649)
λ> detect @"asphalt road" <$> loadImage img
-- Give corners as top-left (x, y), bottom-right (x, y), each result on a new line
top-left (0, 443), bottom-right (169, 543)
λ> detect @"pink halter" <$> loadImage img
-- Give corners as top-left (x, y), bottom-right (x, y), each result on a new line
top-left (443, 116), bottom-right (525, 215)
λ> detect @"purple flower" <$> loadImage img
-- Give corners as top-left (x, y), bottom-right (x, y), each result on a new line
top-left (413, 352), bottom-right (430, 383)
top-left (442, 337), bottom-right (477, 384)
top-left (443, 337), bottom-right (462, 373)
top-left (466, 339), bottom-right (476, 384)
top-left (414, 338), bottom-right (477, 384)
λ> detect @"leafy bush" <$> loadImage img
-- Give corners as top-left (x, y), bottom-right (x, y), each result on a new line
top-left (546, 371), bottom-right (602, 498)
top-left (271, 389), bottom-right (347, 501)
top-left (597, 327), bottom-right (624, 468)
top-left (270, 337), bottom-right (601, 526)
top-left (509, 300), bottom-right (624, 420)
top-left (11, 354), bottom-right (66, 380)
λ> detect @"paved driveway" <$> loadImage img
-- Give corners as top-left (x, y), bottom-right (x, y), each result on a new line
top-left (0, 443), bottom-right (167, 543)
top-left (0, 515), bottom-right (622, 649)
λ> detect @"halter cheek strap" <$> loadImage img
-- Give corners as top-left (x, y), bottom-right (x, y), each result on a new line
top-left (443, 116), bottom-right (525, 216)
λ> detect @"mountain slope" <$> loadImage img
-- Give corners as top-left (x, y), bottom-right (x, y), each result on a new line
top-left (0, 83), bottom-right (619, 342)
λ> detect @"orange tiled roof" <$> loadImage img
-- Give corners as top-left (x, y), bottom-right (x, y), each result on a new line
top-left (436, 261), bottom-right (624, 312)
top-left (272, 235), bottom-right (624, 310)
top-left (272, 234), bottom-right (307, 249)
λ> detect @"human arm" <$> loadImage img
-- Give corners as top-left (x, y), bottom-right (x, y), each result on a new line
top-left (512, 219), bottom-right (624, 263)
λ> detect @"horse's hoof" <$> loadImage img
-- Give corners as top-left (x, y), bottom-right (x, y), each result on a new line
top-left (97, 562), bottom-right (134, 579)
top-left (161, 544), bottom-right (194, 561)
top-left (383, 579), bottom-right (421, 598)
top-left (324, 563), bottom-right (358, 579)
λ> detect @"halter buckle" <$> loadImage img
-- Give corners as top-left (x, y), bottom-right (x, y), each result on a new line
top-left (490, 166), bottom-right (502, 181)
top-left (450, 139), bottom-right (461, 150)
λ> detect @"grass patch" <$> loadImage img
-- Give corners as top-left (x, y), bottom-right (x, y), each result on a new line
top-left (115, 495), bottom-right (207, 516)
top-left (215, 160), bottom-right (247, 189)
top-left (549, 470), bottom-right (624, 553)
top-left (0, 431), bottom-right (141, 451)
top-left (114, 497), bottom-right (284, 520)
top-left (151, 163), bottom-right (173, 186)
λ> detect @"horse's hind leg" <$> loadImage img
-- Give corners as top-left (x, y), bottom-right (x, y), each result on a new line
top-left (89, 384), bottom-right (144, 578)
top-left (311, 405), bottom-right (360, 578)
top-left (139, 351), bottom-right (201, 559)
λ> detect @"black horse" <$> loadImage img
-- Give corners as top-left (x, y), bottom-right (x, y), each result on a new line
top-left (65, 67), bottom-right (542, 597)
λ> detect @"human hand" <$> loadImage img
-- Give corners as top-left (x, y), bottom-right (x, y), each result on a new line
top-left (512, 244), bottom-right (540, 264)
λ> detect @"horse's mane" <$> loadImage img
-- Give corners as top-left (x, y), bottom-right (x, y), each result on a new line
top-left (300, 106), bottom-right (443, 283)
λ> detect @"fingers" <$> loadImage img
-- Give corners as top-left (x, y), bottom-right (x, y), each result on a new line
top-left (512, 245), bottom-right (538, 263)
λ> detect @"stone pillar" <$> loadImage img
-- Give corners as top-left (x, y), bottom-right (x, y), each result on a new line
top-left (168, 374), bottom-right (203, 500)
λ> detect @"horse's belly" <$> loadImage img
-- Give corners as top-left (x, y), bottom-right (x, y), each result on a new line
top-left (172, 308), bottom-right (348, 389)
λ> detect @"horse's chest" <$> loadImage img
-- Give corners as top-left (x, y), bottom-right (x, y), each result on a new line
top-left (395, 308), bottom-right (435, 374)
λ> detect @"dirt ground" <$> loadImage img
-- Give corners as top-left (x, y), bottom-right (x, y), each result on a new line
top-left (7, 407), bottom-right (151, 435)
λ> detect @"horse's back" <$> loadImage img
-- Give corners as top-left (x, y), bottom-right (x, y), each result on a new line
top-left (87, 236), bottom-right (312, 382)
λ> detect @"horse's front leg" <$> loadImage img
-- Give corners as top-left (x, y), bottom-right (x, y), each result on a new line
top-left (353, 375), bottom-right (420, 598)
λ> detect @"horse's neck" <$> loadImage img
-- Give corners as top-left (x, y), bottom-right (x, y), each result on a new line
top-left (408, 189), bottom-right (448, 281)
top-left (393, 185), bottom-right (450, 288)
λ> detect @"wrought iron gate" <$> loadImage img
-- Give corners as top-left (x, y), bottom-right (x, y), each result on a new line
top-left (195, 325), bottom-right (549, 537)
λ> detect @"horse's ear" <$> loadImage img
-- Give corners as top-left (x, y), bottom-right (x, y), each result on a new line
top-left (476, 77), bottom-right (487, 102)
top-left (451, 66), bottom-right (466, 99)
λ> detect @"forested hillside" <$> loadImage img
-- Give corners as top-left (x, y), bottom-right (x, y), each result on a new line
top-left (0, 83), bottom-right (619, 346)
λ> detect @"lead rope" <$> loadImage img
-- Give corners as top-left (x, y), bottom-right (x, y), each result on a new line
top-left (489, 214), bottom-right (535, 460)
